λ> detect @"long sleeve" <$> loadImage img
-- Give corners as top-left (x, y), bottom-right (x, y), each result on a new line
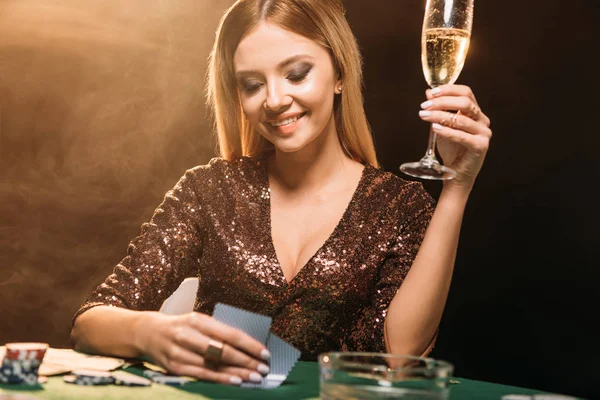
top-left (341, 182), bottom-right (435, 354)
top-left (73, 167), bottom-right (207, 323)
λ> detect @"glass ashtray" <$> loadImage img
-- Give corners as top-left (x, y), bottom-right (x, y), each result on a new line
top-left (319, 352), bottom-right (454, 399)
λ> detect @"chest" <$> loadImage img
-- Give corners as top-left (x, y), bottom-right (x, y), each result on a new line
top-left (270, 190), bottom-right (354, 283)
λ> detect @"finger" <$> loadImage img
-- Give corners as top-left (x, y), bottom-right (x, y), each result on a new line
top-left (172, 324), bottom-right (268, 374)
top-left (221, 341), bottom-right (270, 375)
top-left (421, 96), bottom-right (490, 127)
top-left (431, 123), bottom-right (490, 155)
top-left (166, 362), bottom-right (244, 386)
top-left (186, 314), bottom-right (270, 372)
top-left (424, 85), bottom-right (491, 127)
top-left (160, 344), bottom-right (261, 383)
top-left (218, 365), bottom-right (265, 383)
top-left (419, 110), bottom-right (492, 139)
top-left (427, 84), bottom-right (477, 104)
top-left (191, 313), bottom-right (269, 361)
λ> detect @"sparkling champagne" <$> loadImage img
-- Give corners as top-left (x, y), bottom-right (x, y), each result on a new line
top-left (422, 28), bottom-right (470, 88)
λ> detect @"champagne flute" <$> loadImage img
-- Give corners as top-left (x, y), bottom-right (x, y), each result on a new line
top-left (400, 0), bottom-right (474, 180)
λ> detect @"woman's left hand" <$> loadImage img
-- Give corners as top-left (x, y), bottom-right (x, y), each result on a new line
top-left (419, 84), bottom-right (492, 191)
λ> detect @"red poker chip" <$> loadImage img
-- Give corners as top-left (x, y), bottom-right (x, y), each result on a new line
top-left (4, 343), bottom-right (49, 361)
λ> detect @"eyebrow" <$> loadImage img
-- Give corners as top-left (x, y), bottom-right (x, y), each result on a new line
top-left (235, 54), bottom-right (315, 78)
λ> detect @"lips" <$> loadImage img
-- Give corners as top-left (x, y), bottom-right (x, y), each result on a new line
top-left (266, 112), bottom-right (307, 127)
top-left (266, 112), bottom-right (307, 135)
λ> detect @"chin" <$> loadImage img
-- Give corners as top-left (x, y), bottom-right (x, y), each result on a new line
top-left (258, 131), bottom-right (305, 153)
top-left (272, 142), bottom-right (308, 154)
top-left (270, 135), bottom-right (319, 155)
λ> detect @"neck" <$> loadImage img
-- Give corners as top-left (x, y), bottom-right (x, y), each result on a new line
top-left (267, 116), bottom-right (353, 192)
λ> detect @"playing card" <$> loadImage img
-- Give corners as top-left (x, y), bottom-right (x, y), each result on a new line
top-left (241, 333), bottom-right (301, 389)
top-left (212, 303), bottom-right (272, 345)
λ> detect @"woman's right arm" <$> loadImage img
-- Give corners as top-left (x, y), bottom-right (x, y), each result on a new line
top-left (71, 306), bottom-right (270, 385)
top-left (71, 306), bottom-right (151, 358)
top-left (70, 164), bottom-right (270, 385)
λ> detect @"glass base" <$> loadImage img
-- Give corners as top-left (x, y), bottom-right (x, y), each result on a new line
top-left (400, 160), bottom-right (456, 180)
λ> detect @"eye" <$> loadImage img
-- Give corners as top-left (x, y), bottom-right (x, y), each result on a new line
top-left (240, 81), bottom-right (263, 94)
top-left (287, 66), bottom-right (312, 83)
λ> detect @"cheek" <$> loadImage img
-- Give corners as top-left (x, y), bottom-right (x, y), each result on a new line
top-left (297, 80), bottom-right (334, 121)
top-left (240, 97), bottom-right (263, 123)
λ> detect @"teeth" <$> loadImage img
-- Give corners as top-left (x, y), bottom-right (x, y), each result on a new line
top-left (271, 114), bottom-right (302, 127)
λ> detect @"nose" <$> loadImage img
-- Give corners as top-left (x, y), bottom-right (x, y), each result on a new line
top-left (264, 80), bottom-right (292, 112)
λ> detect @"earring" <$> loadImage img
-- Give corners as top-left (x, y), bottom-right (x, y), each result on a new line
top-left (336, 85), bottom-right (343, 94)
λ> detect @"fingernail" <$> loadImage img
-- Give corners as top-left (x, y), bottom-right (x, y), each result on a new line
top-left (260, 349), bottom-right (270, 361)
top-left (432, 123), bottom-right (443, 131)
top-left (257, 363), bottom-right (270, 375)
top-left (229, 376), bottom-right (242, 385)
top-left (431, 87), bottom-right (442, 96)
top-left (421, 100), bottom-right (433, 109)
top-left (419, 110), bottom-right (431, 117)
top-left (249, 372), bottom-right (262, 382)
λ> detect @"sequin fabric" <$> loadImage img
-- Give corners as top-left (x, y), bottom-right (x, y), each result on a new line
top-left (74, 155), bottom-right (435, 361)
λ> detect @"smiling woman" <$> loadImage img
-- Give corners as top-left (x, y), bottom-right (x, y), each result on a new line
top-left (234, 24), bottom-right (341, 154)
top-left (207, 0), bottom-right (376, 164)
top-left (70, 0), bottom-right (491, 388)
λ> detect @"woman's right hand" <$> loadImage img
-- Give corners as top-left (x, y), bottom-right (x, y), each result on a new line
top-left (134, 311), bottom-right (270, 386)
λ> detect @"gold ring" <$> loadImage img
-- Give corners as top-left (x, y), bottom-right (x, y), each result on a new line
top-left (204, 339), bottom-right (224, 364)
top-left (450, 112), bottom-right (459, 129)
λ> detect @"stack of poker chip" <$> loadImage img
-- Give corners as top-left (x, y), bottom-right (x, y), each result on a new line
top-left (142, 369), bottom-right (193, 386)
top-left (63, 369), bottom-right (115, 385)
top-left (0, 342), bottom-right (49, 385)
top-left (63, 369), bottom-right (153, 387)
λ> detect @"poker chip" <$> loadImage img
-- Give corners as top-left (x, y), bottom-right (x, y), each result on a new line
top-left (63, 369), bottom-right (115, 385)
top-left (0, 342), bottom-right (48, 385)
top-left (4, 343), bottom-right (49, 362)
top-left (112, 370), bottom-right (152, 386)
top-left (149, 375), bottom-right (191, 386)
top-left (0, 357), bottom-right (43, 385)
top-left (142, 369), bottom-right (191, 386)
top-left (142, 369), bottom-right (164, 379)
top-left (502, 395), bottom-right (533, 400)
top-left (533, 395), bottom-right (577, 400)
top-left (62, 374), bottom-right (78, 384)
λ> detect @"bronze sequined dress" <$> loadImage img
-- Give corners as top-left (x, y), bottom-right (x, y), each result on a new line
top-left (74, 155), bottom-right (435, 361)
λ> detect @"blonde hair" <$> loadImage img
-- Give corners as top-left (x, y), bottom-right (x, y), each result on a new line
top-left (206, 0), bottom-right (378, 167)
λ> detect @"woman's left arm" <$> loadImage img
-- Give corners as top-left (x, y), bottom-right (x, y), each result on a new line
top-left (384, 84), bottom-right (492, 356)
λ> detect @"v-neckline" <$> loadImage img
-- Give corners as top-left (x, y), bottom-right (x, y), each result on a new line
top-left (258, 155), bottom-right (370, 286)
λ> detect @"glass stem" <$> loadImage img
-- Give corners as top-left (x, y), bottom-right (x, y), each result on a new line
top-left (421, 126), bottom-right (438, 165)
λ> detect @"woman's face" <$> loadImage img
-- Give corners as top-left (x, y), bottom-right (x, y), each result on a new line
top-left (233, 22), bottom-right (341, 154)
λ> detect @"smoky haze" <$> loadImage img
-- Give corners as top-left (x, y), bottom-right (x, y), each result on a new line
top-left (0, 0), bottom-right (232, 345)
top-left (1, 0), bottom-right (598, 398)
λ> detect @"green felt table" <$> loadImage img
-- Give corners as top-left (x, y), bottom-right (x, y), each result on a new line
top-left (0, 361), bottom-right (579, 400)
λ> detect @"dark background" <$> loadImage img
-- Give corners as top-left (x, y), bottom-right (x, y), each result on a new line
top-left (1, 0), bottom-right (598, 398)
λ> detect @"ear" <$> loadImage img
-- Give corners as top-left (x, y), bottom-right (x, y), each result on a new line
top-left (334, 78), bottom-right (343, 95)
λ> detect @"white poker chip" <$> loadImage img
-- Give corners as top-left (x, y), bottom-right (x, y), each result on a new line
top-left (112, 370), bottom-right (152, 387)
top-left (142, 367), bottom-right (193, 386)
top-left (70, 369), bottom-right (115, 385)
top-left (63, 374), bottom-right (78, 384)
top-left (502, 395), bottom-right (533, 400)
top-left (150, 375), bottom-right (191, 386)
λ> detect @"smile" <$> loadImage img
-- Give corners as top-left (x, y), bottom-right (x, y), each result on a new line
top-left (269, 113), bottom-right (307, 127)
